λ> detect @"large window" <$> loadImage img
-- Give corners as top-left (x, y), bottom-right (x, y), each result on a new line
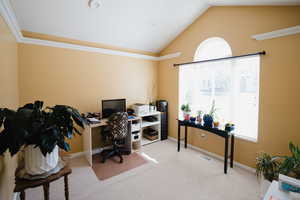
top-left (179, 37), bottom-right (260, 142)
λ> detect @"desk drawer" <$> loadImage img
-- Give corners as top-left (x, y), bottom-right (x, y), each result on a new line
top-left (131, 123), bottom-right (141, 132)
top-left (132, 131), bottom-right (141, 141)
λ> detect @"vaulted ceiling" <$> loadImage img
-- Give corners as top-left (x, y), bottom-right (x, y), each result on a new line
top-left (10, 0), bottom-right (300, 53)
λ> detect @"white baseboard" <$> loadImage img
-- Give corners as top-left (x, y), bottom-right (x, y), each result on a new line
top-left (168, 137), bottom-right (256, 173)
top-left (66, 146), bottom-right (113, 159)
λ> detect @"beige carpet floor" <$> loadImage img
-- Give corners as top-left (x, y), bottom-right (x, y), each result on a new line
top-left (24, 140), bottom-right (260, 200)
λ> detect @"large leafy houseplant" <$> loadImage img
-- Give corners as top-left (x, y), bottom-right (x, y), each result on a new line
top-left (0, 101), bottom-right (87, 157)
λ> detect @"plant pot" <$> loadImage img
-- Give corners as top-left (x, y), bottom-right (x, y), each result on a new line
top-left (203, 114), bottom-right (213, 128)
top-left (190, 117), bottom-right (196, 123)
top-left (225, 125), bottom-right (235, 132)
top-left (24, 145), bottom-right (59, 176)
top-left (213, 121), bottom-right (220, 128)
top-left (183, 112), bottom-right (191, 121)
top-left (259, 177), bottom-right (271, 199)
top-left (196, 116), bottom-right (202, 123)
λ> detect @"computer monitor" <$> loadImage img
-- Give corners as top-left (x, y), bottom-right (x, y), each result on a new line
top-left (102, 99), bottom-right (126, 118)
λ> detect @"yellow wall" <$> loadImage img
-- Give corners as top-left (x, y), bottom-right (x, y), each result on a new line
top-left (158, 6), bottom-right (300, 168)
top-left (0, 15), bottom-right (19, 200)
top-left (18, 43), bottom-right (158, 153)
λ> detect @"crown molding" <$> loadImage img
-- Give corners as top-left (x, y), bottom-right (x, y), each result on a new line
top-left (21, 37), bottom-right (160, 60)
top-left (157, 52), bottom-right (182, 61)
top-left (0, 0), bottom-right (181, 61)
top-left (20, 37), bottom-right (181, 61)
top-left (0, 0), bottom-right (22, 42)
top-left (252, 25), bottom-right (300, 40)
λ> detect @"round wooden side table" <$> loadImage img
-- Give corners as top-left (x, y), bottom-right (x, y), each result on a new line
top-left (14, 165), bottom-right (72, 200)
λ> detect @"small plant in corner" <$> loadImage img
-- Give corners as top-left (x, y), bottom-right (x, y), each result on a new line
top-left (0, 101), bottom-right (87, 176)
top-left (256, 142), bottom-right (300, 196)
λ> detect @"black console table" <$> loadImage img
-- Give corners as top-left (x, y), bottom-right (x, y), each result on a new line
top-left (177, 119), bottom-right (235, 174)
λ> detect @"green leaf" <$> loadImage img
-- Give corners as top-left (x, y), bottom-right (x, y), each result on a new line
top-left (63, 142), bottom-right (71, 152)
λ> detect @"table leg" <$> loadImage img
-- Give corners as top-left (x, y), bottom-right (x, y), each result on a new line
top-left (177, 121), bottom-right (181, 152)
top-left (224, 136), bottom-right (229, 174)
top-left (20, 191), bottom-right (25, 200)
top-left (64, 175), bottom-right (69, 200)
top-left (43, 183), bottom-right (50, 200)
top-left (184, 125), bottom-right (187, 148)
top-left (230, 134), bottom-right (235, 168)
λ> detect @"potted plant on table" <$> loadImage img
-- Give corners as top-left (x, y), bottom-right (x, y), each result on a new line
top-left (203, 100), bottom-right (217, 128)
top-left (181, 104), bottom-right (191, 121)
top-left (196, 110), bottom-right (203, 123)
top-left (256, 142), bottom-right (300, 198)
top-left (0, 101), bottom-right (87, 176)
top-left (225, 123), bottom-right (235, 132)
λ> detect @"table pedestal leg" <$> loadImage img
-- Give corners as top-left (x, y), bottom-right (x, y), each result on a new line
top-left (230, 135), bottom-right (235, 168)
top-left (224, 136), bottom-right (229, 174)
top-left (177, 121), bottom-right (180, 152)
top-left (64, 175), bottom-right (69, 200)
top-left (43, 183), bottom-right (50, 200)
top-left (184, 126), bottom-right (187, 148)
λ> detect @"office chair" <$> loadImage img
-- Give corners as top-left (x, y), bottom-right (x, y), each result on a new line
top-left (101, 112), bottom-right (128, 163)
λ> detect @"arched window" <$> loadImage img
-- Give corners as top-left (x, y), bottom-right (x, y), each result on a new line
top-left (194, 37), bottom-right (232, 61)
top-left (179, 37), bottom-right (260, 141)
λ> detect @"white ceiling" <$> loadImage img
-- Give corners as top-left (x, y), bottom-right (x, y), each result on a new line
top-left (10, 0), bottom-right (300, 53)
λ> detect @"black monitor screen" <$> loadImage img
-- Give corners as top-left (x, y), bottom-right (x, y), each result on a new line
top-left (102, 99), bottom-right (126, 118)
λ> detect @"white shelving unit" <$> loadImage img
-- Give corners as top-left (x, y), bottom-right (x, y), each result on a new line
top-left (141, 121), bottom-right (160, 128)
top-left (139, 111), bottom-right (161, 146)
top-left (130, 117), bottom-right (142, 152)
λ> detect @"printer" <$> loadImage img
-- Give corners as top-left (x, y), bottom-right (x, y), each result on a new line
top-left (132, 103), bottom-right (149, 116)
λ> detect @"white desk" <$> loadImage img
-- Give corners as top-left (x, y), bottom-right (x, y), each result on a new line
top-left (83, 112), bottom-right (162, 166)
top-left (83, 117), bottom-right (142, 166)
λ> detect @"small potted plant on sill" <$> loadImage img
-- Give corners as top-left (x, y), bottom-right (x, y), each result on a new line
top-left (190, 116), bottom-right (196, 123)
top-left (213, 119), bottom-right (220, 129)
top-left (225, 123), bottom-right (235, 132)
top-left (256, 142), bottom-right (300, 198)
top-left (0, 101), bottom-right (87, 176)
top-left (196, 110), bottom-right (203, 123)
top-left (203, 100), bottom-right (217, 128)
top-left (181, 104), bottom-right (191, 121)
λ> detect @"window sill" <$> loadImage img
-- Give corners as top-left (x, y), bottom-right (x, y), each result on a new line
top-left (234, 134), bottom-right (258, 143)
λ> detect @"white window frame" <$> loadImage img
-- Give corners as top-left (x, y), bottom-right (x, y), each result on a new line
top-left (179, 37), bottom-right (260, 143)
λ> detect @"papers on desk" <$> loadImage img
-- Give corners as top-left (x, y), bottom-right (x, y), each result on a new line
top-left (87, 117), bottom-right (101, 124)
